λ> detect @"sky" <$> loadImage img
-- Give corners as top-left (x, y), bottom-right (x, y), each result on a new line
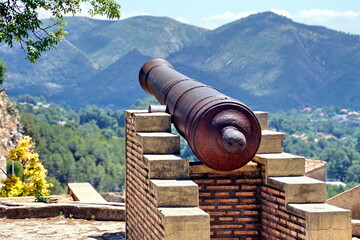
top-left (116, 0), bottom-right (360, 34)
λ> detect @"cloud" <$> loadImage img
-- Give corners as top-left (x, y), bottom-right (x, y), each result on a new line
top-left (270, 9), bottom-right (292, 18)
top-left (201, 11), bottom-right (256, 29)
top-left (121, 11), bottom-right (151, 19)
top-left (175, 17), bottom-right (190, 24)
top-left (203, 11), bottom-right (256, 21)
top-left (300, 9), bottom-right (360, 18)
top-left (296, 9), bottom-right (360, 34)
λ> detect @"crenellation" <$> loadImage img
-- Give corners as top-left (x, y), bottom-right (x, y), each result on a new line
top-left (125, 108), bottom-right (352, 240)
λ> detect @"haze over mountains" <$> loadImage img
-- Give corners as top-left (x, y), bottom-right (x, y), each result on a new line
top-left (1, 12), bottom-right (360, 111)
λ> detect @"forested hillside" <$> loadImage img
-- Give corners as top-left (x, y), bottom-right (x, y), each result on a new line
top-left (1, 12), bottom-right (360, 110)
top-left (15, 95), bottom-right (126, 193)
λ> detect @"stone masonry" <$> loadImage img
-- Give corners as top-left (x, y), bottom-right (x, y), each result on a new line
top-left (125, 108), bottom-right (352, 240)
top-left (125, 110), bottom-right (210, 240)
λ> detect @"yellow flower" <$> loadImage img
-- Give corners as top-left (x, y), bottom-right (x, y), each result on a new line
top-left (0, 136), bottom-right (52, 201)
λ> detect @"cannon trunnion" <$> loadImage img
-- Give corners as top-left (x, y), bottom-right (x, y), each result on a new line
top-left (139, 59), bottom-right (261, 171)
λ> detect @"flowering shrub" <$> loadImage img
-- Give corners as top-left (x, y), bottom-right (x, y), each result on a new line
top-left (0, 136), bottom-right (52, 201)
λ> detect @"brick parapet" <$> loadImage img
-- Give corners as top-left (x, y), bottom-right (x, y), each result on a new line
top-left (125, 110), bottom-right (165, 240)
top-left (190, 162), bottom-right (262, 239)
top-left (261, 185), bottom-right (306, 239)
top-left (125, 108), bottom-right (351, 240)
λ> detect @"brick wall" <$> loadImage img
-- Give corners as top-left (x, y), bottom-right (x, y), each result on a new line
top-left (190, 162), bottom-right (262, 239)
top-left (261, 185), bottom-right (306, 239)
top-left (125, 110), bottom-right (165, 240)
top-left (125, 109), bottom-right (351, 240)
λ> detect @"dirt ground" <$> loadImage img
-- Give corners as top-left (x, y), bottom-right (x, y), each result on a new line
top-left (0, 216), bottom-right (126, 240)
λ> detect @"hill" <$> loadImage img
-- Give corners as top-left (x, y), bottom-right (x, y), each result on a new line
top-left (1, 12), bottom-right (360, 111)
top-left (169, 12), bottom-right (360, 110)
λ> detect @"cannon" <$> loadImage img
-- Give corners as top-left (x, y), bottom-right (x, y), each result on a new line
top-left (139, 59), bottom-right (261, 171)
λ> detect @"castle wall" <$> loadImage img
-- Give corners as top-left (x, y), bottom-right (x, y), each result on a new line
top-left (125, 109), bottom-right (352, 240)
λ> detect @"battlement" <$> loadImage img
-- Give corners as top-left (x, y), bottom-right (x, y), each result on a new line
top-left (125, 109), bottom-right (352, 240)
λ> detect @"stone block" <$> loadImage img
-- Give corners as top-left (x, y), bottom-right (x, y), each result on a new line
top-left (159, 207), bottom-right (210, 240)
top-left (190, 161), bottom-right (259, 175)
top-left (68, 182), bottom-right (107, 203)
top-left (134, 112), bottom-right (171, 132)
top-left (327, 184), bottom-right (360, 219)
top-left (254, 111), bottom-right (268, 130)
top-left (352, 219), bottom-right (360, 237)
top-left (257, 130), bottom-right (285, 154)
top-left (150, 179), bottom-right (199, 207)
top-left (268, 176), bottom-right (326, 204)
top-left (144, 154), bottom-right (189, 179)
top-left (136, 132), bottom-right (180, 154)
top-left (305, 159), bottom-right (327, 182)
top-left (125, 109), bottom-right (148, 119)
top-left (253, 152), bottom-right (305, 183)
top-left (287, 203), bottom-right (352, 240)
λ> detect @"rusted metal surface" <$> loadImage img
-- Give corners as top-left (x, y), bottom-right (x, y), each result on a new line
top-left (139, 59), bottom-right (261, 171)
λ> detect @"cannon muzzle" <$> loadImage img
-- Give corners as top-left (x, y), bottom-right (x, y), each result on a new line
top-left (139, 59), bottom-right (261, 171)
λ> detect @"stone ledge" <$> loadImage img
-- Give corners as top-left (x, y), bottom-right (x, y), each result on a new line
top-left (254, 111), bottom-right (268, 130)
top-left (125, 109), bottom-right (148, 119)
top-left (287, 203), bottom-right (352, 240)
top-left (68, 183), bottom-right (107, 204)
top-left (134, 112), bottom-right (171, 132)
top-left (189, 161), bottom-right (259, 174)
top-left (257, 130), bottom-right (286, 154)
top-left (253, 152), bottom-right (305, 181)
top-left (144, 154), bottom-right (189, 179)
top-left (150, 179), bottom-right (199, 207)
top-left (268, 176), bottom-right (326, 204)
top-left (159, 207), bottom-right (210, 240)
top-left (136, 132), bottom-right (180, 154)
top-left (0, 202), bottom-right (125, 220)
top-left (353, 219), bottom-right (360, 237)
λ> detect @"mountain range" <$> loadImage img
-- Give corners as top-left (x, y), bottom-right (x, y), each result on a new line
top-left (1, 12), bottom-right (360, 111)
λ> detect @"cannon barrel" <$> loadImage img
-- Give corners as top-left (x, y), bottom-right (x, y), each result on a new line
top-left (139, 59), bottom-right (261, 171)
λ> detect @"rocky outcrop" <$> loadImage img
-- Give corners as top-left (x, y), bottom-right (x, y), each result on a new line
top-left (0, 90), bottom-right (22, 179)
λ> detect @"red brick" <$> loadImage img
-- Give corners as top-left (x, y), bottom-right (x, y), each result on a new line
top-left (241, 185), bottom-right (258, 190)
top-left (217, 205), bottom-right (233, 210)
top-left (201, 205), bottom-right (216, 210)
top-left (216, 230), bottom-right (233, 236)
top-left (199, 192), bottom-right (212, 197)
top-left (215, 192), bottom-right (231, 197)
top-left (235, 192), bottom-right (255, 197)
top-left (226, 211), bottom-right (241, 216)
top-left (235, 204), bottom-right (258, 209)
top-left (244, 210), bottom-right (259, 215)
top-left (245, 223), bottom-right (258, 229)
top-left (212, 224), bottom-right (244, 229)
top-left (204, 198), bottom-right (239, 204)
top-left (276, 210), bottom-right (290, 219)
top-left (234, 230), bottom-right (258, 236)
top-left (234, 217), bottom-right (257, 222)
top-left (219, 217), bottom-right (234, 222)
top-left (206, 185), bottom-right (239, 190)
top-left (216, 179), bottom-right (232, 184)
top-left (241, 198), bottom-right (256, 203)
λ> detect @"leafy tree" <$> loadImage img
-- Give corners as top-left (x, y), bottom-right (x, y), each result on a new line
top-left (0, 59), bottom-right (6, 84)
top-left (0, 0), bottom-right (121, 62)
top-left (346, 164), bottom-right (360, 183)
top-left (0, 136), bottom-right (52, 201)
